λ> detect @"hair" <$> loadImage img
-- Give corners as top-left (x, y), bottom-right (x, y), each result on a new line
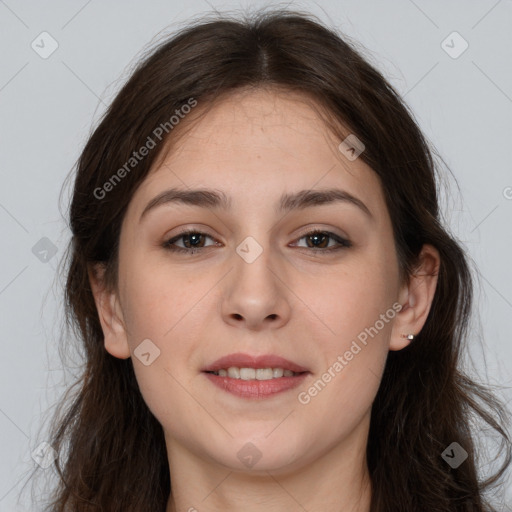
top-left (21, 6), bottom-right (511, 512)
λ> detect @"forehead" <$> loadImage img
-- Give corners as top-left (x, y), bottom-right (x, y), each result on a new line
top-left (125, 87), bottom-right (386, 221)
top-left (166, 87), bottom-right (343, 157)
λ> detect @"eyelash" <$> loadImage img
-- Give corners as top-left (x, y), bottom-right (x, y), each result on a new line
top-left (162, 229), bottom-right (352, 255)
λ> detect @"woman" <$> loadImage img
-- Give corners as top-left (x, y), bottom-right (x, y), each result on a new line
top-left (28, 7), bottom-right (511, 512)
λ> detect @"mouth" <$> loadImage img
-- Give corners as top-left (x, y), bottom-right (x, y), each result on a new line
top-left (204, 367), bottom-right (305, 379)
top-left (201, 353), bottom-right (310, 399)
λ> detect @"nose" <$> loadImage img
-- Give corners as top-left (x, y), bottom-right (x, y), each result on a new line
top-left (220, 240), bottom-right (292, 331)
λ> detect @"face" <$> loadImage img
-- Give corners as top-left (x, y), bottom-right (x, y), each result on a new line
top-left (94, 87), bottom-right (419, 474)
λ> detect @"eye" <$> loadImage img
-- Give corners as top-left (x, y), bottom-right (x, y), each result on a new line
top-left (291, 229), bottom-right (352, 253)
top-left (162, 229), bottom-right (219, 254)
top-left (162, 229), bottom-right (352, 255)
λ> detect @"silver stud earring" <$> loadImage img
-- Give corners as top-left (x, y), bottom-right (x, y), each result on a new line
top-left (400, 333), bottom-right (415, 340)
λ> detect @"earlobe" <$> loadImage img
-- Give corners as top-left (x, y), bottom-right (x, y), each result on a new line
top-left (87, 263), bottom-right (131, 360)
top-left (390, 244), bottom-right (440, 351)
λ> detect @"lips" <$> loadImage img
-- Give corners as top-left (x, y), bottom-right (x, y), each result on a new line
top-left (201, 352), bottom-right (310, 373)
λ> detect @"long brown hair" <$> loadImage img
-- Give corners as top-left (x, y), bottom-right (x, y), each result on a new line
top-left (22, 7), bottom-right (511, 511)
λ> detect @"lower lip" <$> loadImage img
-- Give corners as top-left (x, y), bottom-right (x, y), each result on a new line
top-left (203, 372), bottom-right (309, 399)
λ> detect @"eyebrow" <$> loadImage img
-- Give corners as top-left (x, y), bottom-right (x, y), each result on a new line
top-left (139, 187), bottom-right (373, 222)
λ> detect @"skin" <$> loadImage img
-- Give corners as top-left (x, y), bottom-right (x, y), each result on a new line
top-left (89, 87), bottom-right (440, 512)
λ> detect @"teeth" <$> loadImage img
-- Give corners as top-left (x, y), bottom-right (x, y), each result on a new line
top-left (211, 367), bottom-right (301, 380)
top-left (240, 368), bottom-right (256, 380)
top-left (227, 367), bottom-right (240, 379)
top-left (256, 368), bottom-right (273, 380)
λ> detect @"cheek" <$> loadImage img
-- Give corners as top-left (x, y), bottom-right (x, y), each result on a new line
top-left (295, 252), bottom-right (396, 414)
top-left (119, 258), bottom-right (211, 368)
top-left (298, 254), bottom-right (398, 345)
top-left (120, 257), bottom-right (199, 340)
top-left (119, 270), bottom-right (205, 433)
top-left (296, 309), bottom-right (391, 444)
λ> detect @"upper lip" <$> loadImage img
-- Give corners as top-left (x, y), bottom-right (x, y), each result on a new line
top-left (202, 353), bottom-right (310, 373)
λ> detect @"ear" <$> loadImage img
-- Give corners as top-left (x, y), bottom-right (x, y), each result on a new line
top-left (87, 263), bottom-right (131, 359)
top-left (390, 244), bottom-right (440, 351)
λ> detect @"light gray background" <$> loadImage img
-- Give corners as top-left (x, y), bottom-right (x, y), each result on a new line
top-left (1, 0), bottom-right (511, 510)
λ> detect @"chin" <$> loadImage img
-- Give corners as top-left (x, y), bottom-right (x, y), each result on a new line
top-left (211, 437), bottom-right (309, 474)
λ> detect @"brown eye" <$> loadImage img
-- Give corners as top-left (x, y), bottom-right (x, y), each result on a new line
top-left (292, 230), bottom-right (352, 253)
top-left (163, 230), bottom-right (218, 254)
